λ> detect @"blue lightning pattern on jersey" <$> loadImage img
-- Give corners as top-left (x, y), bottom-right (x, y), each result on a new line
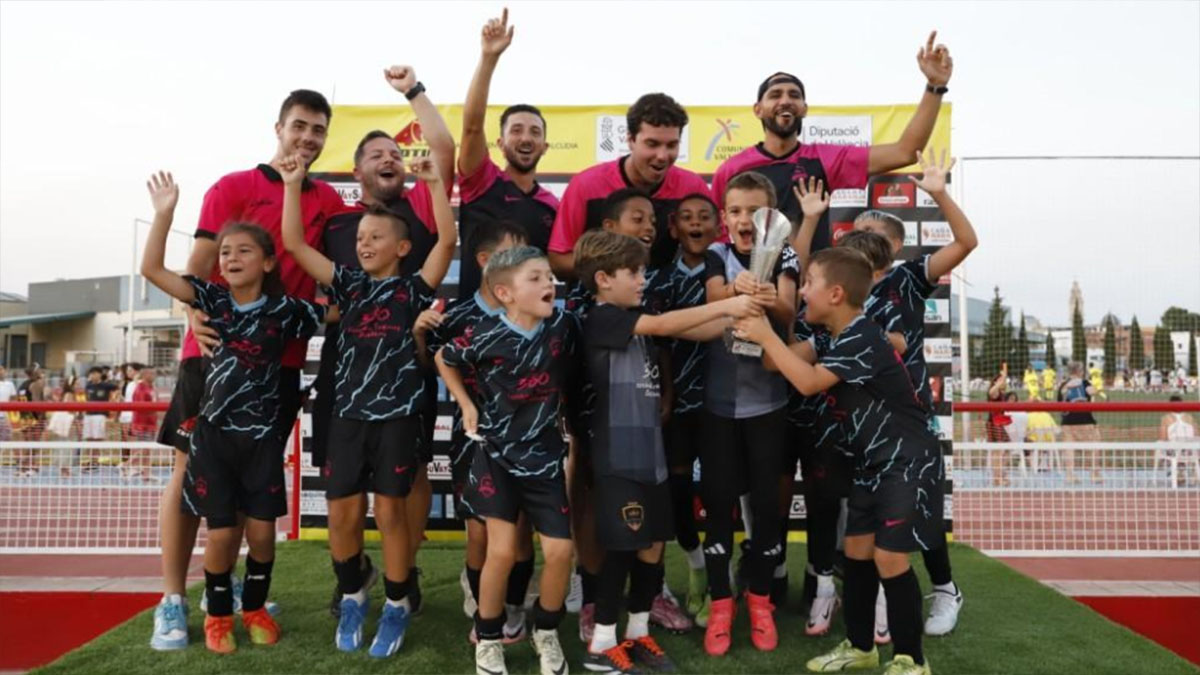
top-left (440, 308), bottom-right (577, 479)
top-left (644, 259), bottom-right (709, 415)
top-left (186, 276), bottom-right (325, 440)
top-left (872, 254), bottom-right (938, 413)
top-left (328, 265), bottom-right (435, 420)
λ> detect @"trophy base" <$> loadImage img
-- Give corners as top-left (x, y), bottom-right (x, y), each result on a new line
top-left (724, 327), bottom-right (764, 357)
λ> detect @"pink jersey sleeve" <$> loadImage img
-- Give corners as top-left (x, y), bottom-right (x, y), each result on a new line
top-left (813, 144), bottom-right (869, 190)
top-left (458, 155), bottom-right (502, 204)
top-left (548, 175), bottom-right (590, 254)
top-left (406, 181), bottom-right (439, 235)
top-left (195, 175), bottom-right (243, 238)
top-left (710, 161), bottom-right (732, 212)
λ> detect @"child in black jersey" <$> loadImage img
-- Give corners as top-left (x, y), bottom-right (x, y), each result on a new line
top-left (142, 172), bottom-right (334, 653)
top-left (280, 154), bottom-right (456, 658)
top-left (414, 219), bottom-right (538, 644)
top-left (437, 247), bottom-right (575, 675)
top-left (735, 247), bottom-right (943, 675)
top-left (575, 230), bottom-right (763, 673)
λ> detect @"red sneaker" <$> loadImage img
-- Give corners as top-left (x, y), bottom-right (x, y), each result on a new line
top-left (242, 607), bottom-right (280, 645)
top-left (204, 614), bottom-right (236, 654)
top-left (746, 592), bottom-right (778, 651)
top-left (703, 597), bottom-right (735, 657)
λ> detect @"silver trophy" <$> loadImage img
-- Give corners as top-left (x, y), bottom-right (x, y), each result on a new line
top-left (725, 207), bottom-right (793, 357)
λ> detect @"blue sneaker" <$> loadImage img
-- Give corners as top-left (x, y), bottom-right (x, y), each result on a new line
top-left (336, 595), bottom-right (368, 651)
top-left (368, 603), bottom-right (410, 658)
top-left (149, 594), bottom-right (189, 650)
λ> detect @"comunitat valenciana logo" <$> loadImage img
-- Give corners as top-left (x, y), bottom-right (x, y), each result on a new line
top-left (704, 118), bottom-right (741, 161)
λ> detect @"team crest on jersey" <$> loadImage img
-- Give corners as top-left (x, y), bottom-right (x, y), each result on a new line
top-left (621, 501), bottom-right (644, 532)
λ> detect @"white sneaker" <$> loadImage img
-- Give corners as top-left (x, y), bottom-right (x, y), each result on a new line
top-left (565, 571), bottom-right (583, 614)
top-left (502, 604), bottom-right (527, 644)
top-left (475, 638), bottom-right (508, 675)
top-left (806, 592), bottom-right (839, 636)
top-left (925, 585), bottom-right (964, 636)
top-left (461, 567), bottom-right (478, 618)
top-left (149, 594), bottom-right (188, 650)
top-left (874, 585), bottom-right (891, 644)
top-left (531, 628), bottom-right (568, 675)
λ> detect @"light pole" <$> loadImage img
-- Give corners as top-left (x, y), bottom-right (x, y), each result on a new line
top-left (128, 217), bottom-right (191, 364)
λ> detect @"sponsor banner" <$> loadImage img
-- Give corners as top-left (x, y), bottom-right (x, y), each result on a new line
top-left (428, 454), bottom-right (452, 481)
top-left (925, 299), bottom-right (950, 323)
top-left (312, 104), bottom-right (951, 175)
top-left (831, 221), bottom-right (855, 245)
top-left (871, 181), bottom-right (915, 208)
top-left (305, 336), bottom-right (324, 362)
top-left (789, 494), bottom-right (806, 519)
top-left (944, 494), bottom-right (953, 520)
top-left (801, 115), bottom-right (872, 148)
top-left (916, 187), bottom-right (939, 208)
top-left (924, 337), bottom-right (952, 363)
top-left (929, 376), bottom-right (944, 404)
top-left (830, 188), bottom-right (868, 209)
top-left (903, 221), bottom-right (919, 247)
top-left (330, 182), bottom-right (363, 206)
top-left (920, 221), bottom-right (953, 246)
top-left (301, 490), bottom-right (328, 516)
top-left (434, 415), bottom-right (453, 442)
top-left (934, 415), bottom-right (954, 441)
top-left (943, 454), bottom-right (954, 481)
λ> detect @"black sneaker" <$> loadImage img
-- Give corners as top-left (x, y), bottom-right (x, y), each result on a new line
top-left (329, 554), bottom-right (378, 618)
top-left (408, 566), bottom-right (423, 616)
top-left (627, 636), bottom-right (676, 672)
top-left (584, 641), bottom-right (642, 674)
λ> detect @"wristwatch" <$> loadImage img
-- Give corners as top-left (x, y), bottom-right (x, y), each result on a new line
top-left (926, 83), bottom-right (949, 95)
top-left (404, 81), bottom-right (426, 101)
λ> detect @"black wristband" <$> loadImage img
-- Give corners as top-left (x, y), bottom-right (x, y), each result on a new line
top-left (404, 81), bottom-right (426, 101)
top-left (926, 83), bottom-right (949, 95)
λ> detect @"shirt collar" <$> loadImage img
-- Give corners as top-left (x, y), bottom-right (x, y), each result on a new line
top-left (257, 163), bottom-right (313, 191)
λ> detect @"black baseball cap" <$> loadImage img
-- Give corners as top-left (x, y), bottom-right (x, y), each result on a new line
top-left (757, 72), bottom-right (806, 101)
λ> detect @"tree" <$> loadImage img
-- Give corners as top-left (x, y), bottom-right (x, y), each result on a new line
top-left (1160, 306), bottom-right (1200, 334)
top-left (1012, 313), bottom-right (1030, 376)
top-left (979, 286), bottom-right (1012, 378)
top-left (1102, 315), bottom-right (1117, 383)
top-left (1153, 325), bottom-right (1174, 371)
top-left (1071, 304), bottom-right (1087, 364)
top-left (1189, 332), bottom-right (1198, 377)
top-left (1129, 315), bottom-right (1145, 371)
top-left (1046, 332), bottom-right (1058, 369)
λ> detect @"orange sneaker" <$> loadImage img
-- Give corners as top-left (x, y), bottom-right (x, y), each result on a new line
top-left (703, 597), bottom-right (735, 657)
top-left (746, 592), bottom-right (778, 651)
top-left (242, 607), bottom-right (280, 645)
top-left (204, 614), bottom-right (236, 654)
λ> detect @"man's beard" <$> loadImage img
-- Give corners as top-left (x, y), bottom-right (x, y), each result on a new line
top-left (503, 147), bottom-right (541, 174)
top-left (763, 112), bottom-right (802, 139)
top-left (361, 172), bottom-right (404, 202)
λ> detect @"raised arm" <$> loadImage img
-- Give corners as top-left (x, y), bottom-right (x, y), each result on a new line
top-left (790, 176), bottom-right (829, 269)
top-left (912, 150), bottom-right (978, 282)
top-left (278, 155), bottom-right (334, 286)
top-left (735, 315), bottom-right (839, 395)
top-left (867, 31), bottom-right (953, 175)
top-left (140, 172), bottom-right (196, 303)
top-left (413, 158), bottom-right (457, 289)
top-left (384, 65), bottom-right (455, 189)
top-left (460, 9), bottom-right (514, 178)
top-left (636, 294), bottom-right (763, 338)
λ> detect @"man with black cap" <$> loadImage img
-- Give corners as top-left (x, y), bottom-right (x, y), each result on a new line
top-left (711, 31), bottom-right (954, 253)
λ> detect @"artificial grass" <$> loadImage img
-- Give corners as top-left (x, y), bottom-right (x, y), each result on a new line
top-left (36, 541), bottom-right (1195, 674)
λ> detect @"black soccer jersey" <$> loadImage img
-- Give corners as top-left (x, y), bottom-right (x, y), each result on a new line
top-left (583, 304), bottom-right (667, 485)
top-left (425, 292), bottom-right (505, 464)
top-left (84, 381), bottom-right (119, 404)
top-left (186, 277), bottom-right (326, 440)
top-left (644, 259), bottom-right (709, 415)
top-left (439, 308), bottom-right (577, 479)
top-left (872, 255), bottom-right (938, 412)
top-left (788, 301), bottom-right (826, 430)
top-left (322, 184), bottom-right (442, 278)
top-left (327, 265), bottom-right (435, 421)
top-left (812, 314), bottom-right (940, 479)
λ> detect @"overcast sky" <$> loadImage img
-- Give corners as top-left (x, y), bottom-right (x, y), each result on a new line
top-left (1, 0), bottom-right (1197, 327)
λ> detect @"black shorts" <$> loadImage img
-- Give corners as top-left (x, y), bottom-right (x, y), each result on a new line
top-left (418, 372), bottom-right (438, 464)
top-left (157, 357), bottom-right (207, 452)
top-left (181, 417), bottom-right (287, 529)
top-left (465, 449), bottom-right (570, 539)
top-left (594, 475), bottom-right (674, 551)
top-left (794, 425), bottom-right (852, 502)
top-left (846, 466), bottom-right (944, 553)
top-left (665, 410), bottom-right (704, 472)
top-left (324, 416), bottom-right (422, 499)
top-left (452, 438), bottom-right (481, 522)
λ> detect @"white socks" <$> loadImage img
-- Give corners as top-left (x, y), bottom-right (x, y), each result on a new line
top-left (817, 574), bottom-right (836, 598)
top-left (934, 581), bottom-right (958, 595)
top-left (684, 546), bottom-right (705, 571)
top-left (344, 589), bottom-right (367, 605)
top-left (625, 612), bottom-right (650, 640)
top-left (590, 623), bottom-right (617, 652)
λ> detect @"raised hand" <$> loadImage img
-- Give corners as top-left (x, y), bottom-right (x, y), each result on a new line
top-left (383, 65), bottom-right (418, 95)
top-left (278, 154), bottom-right (307, 185)
top-left (408, 157), bottom-right (441, 184)
top-left (414, 308), bottom-right (445, 336)
top-left (917, 30), bottom-right (953, 86)
top-left (146, 171), bottom-right (179, 214)
top-left (908, 149), bottom-right (956, 195)
top-left (793, 176), bottom-right (830, 217)
top-left (481, 8), bottom-right (514, 57)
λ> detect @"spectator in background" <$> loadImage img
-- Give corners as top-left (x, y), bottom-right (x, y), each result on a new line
top-left (1041, 363), bottom-right (1057, 395)
top-left (1159, 395), bottom-right (1198, 487)
top-left (128, 367), bottom-right (159, 483)
top-left (45, 388), bottom-right (78, 479)
top-left (1058, 361), bottom-right (1101, 484)
top-left (118, 363), bottom-right (144, 477)
top-left (986, 364), bottom-right (1011, 486)
top-left (1088, 362), bottom-right (1107, 401)
top-left (0, 366), bottom-right (15, 443)
top-left (81, 367), bottom-right (119, 473)
top-left (1150, 367), bottom-right (1163, 392)
top-left (1023, 366), bottom-right (1041, 401)
top-left (15, 365), bottom-right (46, 478)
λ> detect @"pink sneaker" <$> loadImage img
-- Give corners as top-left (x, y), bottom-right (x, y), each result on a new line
top-left (578, 603), bottom-right (595, 644)
top-left (650, 590), bottom-right (694, 633)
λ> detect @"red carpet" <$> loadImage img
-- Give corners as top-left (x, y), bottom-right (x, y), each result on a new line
top-left (1076, 596), bottom-right (1200, 665)
top-left (0, 591), bottom-right (159, 670)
